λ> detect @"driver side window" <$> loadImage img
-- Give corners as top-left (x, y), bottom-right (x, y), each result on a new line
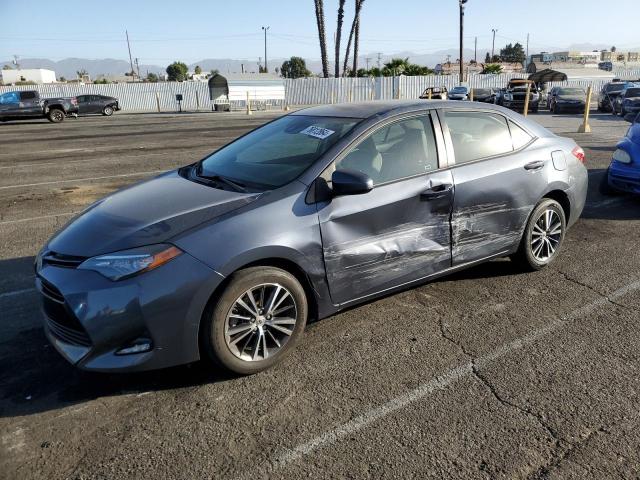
top-left (333, 114), bottom-right (439, 185)
top-left (0, 92), bottom-right (19, 105)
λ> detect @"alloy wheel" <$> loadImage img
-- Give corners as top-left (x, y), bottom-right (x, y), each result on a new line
top-left (531, 208), bottom-right (562, 262)
top-left (224, 283), bottom-right (298, 362)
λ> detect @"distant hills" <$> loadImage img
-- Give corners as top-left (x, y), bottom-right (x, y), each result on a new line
top-left (3, 43), bottom-right (637, 79)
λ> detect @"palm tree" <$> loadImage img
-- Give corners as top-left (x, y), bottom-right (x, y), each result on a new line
top-left (335, 0), bottom-right (346, 77)
top-left (314, 0), bottom-right (330, 78)
top-left (352, 8), bottom-right (360, 75)
top-left (342, 0), bottom-right (364, 76)
top-left (76, 69), bottom-right (88, 79)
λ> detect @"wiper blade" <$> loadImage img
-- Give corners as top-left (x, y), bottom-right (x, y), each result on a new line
top-left (195, 165), bottom-right (247, 192)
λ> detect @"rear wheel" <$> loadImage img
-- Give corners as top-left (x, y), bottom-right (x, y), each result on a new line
top-left (102, 105), bottom-right (114, 116)
top-left (202, 266), bottom-right (308, 375)
top-left (47, 108), bottom-right (65, 123)
top-left (512, 199), bottom-right (566, 271)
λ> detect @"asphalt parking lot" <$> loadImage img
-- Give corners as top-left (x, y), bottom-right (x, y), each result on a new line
top-left (1, 109), bottom-right (639, 479)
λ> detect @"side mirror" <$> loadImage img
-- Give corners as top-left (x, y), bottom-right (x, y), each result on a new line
top-left (331, 169), bottom-right (373, 196)
top-left (623, 112), bottom-right (636, 123)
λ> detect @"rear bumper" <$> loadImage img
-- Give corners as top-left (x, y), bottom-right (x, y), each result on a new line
top-left (37, 251), bottom-right (224, 372)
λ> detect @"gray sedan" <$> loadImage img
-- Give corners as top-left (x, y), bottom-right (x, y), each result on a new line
top-left (36, 101), bottom-right (588, 375)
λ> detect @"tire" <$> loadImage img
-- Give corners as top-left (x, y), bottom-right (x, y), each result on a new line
top-left (512, 199), bottom-right (566, 271)
top-left (47, 108), bottom-right (65, 123)
top-left (102, 105), bottom-right (114, 116)
top-left (202, 266), bottom-right (308, 375)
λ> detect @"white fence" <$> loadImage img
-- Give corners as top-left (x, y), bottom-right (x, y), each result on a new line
top-left (2, 70), bottom-right (640, 112)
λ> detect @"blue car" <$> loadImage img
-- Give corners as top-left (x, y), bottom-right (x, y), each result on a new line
top-left (603, 112), bottom-right (640, 194)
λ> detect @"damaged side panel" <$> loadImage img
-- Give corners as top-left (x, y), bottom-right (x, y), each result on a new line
top-left (319, 171), bottom-right (454, 305)
top-left (451, 202), bottom-right (532, 263)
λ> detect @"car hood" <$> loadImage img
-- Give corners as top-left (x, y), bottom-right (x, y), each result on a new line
top-left (47, 170), bottom-right (260, 257)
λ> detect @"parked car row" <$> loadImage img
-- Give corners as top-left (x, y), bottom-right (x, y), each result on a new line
top-left (0, 90), bottom-right (120, 123)
top-left (597, 80), bottom-right (640, 117)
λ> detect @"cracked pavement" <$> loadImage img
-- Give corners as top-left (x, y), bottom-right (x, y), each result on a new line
top-left (1, 111), bottom-right (640, 479)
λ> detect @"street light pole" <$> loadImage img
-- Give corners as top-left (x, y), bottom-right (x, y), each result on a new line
top-left (459, 0), bottom-right (467, 82)
top-left (261, 26), bottom-right (270, 73)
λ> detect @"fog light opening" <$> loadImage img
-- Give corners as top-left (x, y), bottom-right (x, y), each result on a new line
top-left (115, 338), bottom-right (153, 355)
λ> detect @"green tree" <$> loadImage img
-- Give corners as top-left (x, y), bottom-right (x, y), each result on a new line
top-left (194, 65), bottom-right (202, 75)
top-left (485, 52), bottom-right (491, 63)
top-left (499, 43), bottom-right (525, 63)
top-left (146, 72), bottom-right (159, 83)
top-left (482, 63), bottom-right (503, 74)
top-left (76, 69), bottom-right (88, 78)
top-left (166, 61), bottom-right (188, 81)
top-left (280, 57), bottom-right (312, 78)
top-left (93, 78), bottom-right (111, 84)
top-left (59, 76), bottom-right (66, 82)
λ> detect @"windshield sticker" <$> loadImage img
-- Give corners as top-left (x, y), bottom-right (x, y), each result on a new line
top-left (300, 125), bottom-right (335, 140)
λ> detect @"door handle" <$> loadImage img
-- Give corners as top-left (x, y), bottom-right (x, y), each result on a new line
top-left (420, 183), bottom-right (453, 200)
top-left (524, 160), bottom-right (545, 171)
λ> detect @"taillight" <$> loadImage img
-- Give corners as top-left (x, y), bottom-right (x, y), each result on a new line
top-left (571, 146), bottom-right (586, 164)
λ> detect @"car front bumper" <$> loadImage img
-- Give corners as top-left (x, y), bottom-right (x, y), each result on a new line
top-left (37, 250), bottom-right (224, 372)
top-left (608, 159), bottom-right (640, 194)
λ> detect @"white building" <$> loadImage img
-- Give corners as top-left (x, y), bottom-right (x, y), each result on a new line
top-left (1, 68), bottom-right (57, 84)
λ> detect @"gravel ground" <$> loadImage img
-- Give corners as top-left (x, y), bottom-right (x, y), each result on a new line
top-left (0, 108), bottom-right (639, 480)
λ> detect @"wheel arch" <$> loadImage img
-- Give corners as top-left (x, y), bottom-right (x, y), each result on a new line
top-left (196, 256), bottom-right (320, 360)
top-left (542, 189), bottom-right (571, 224)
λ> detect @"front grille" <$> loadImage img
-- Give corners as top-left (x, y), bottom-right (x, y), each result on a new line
top-left (39, 278), bottom-right (92, 347)
top-left (42, 251), bottom-right (86, 269)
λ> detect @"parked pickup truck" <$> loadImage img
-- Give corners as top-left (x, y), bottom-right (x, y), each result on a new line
top-left (0, 90), bottom-right (79, 123)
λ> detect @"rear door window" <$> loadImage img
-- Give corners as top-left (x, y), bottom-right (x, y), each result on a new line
top-left (20, 91), bottom-right (37, 101)
top-left (444, 111), bottom-right (513, 164)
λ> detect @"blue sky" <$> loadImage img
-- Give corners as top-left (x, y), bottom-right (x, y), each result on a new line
top-left (1, 0), bottom-right (637, 64)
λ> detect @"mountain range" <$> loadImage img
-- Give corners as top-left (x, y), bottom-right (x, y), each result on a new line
top-left (3, 44), bottom-right (636, 79)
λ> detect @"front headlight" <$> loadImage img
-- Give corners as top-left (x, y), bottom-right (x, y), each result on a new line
top-left (612, 148), bottom-right (632, 164)
top-left (78, 244), bottom-right (182, 281)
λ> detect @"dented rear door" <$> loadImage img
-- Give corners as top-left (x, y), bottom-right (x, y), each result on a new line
top-left (440, 109), bottom-right (548, 265)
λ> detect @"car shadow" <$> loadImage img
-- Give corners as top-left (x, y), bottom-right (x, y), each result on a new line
top-left (0, 255), bottom-right (233, 419)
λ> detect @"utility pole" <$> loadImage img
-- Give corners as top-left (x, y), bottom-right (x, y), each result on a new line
top-left (459, 0), bottom-right (467, 82)
top-left (261, 26), bottom-right (270, 73)
top-left (126, 30), bottom-right (135, 79)
top-left (134, 57), bottom-right (140, 81)
top-left (491, 28), bottom-right (498, 61)
top-left (365, 57), bottom-right (371, 71)
top-left (474, 36), bottom-right (477, 63)
top-left (377, 52), bottom-right (382, 69)
top-left (526, 33), bottom-right (530, 67)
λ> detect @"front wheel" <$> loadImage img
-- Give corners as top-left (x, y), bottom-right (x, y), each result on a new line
top-left (512, 199), bottom-right (566, 271)
top-left (47, 108), bottom-right (65, 123)
top-left (102, 105), bottom-right (114, 116)
top-left (202, 266), bottom-right (308, 375)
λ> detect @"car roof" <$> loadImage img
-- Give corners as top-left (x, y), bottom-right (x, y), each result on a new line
top-left (292, 100), bottom-right (512, 120)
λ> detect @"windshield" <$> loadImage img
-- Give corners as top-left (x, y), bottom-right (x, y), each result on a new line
top-left (451, 87), bottom-right (468, 93)
top-left (199, 115), bottom-right (360, 189)
top-left (606, 83), bottom-right (625, 92)
top-left (558, 88), bottom-right (585, 96)
top-left (625, 88), bottom-right (640, 97)
top-left (474, 89), bottom-right (491, 95)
